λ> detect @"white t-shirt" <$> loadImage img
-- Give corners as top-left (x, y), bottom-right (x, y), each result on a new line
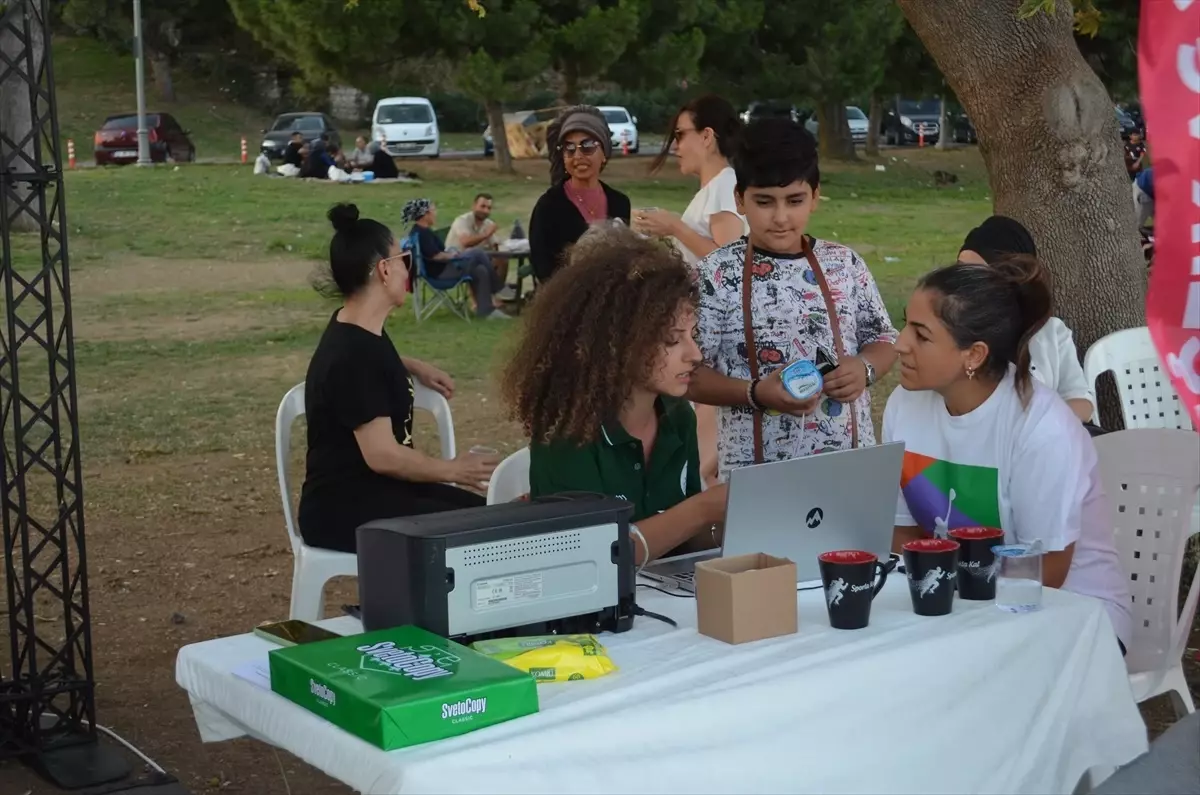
top-left (882, 371), bottom-right (1131, 647)
top-left (1029, 318), bottom-right (1094, 414)
top-left (673, 167), bottom-right (748, 266)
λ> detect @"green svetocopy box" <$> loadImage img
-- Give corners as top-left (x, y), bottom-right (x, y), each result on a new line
top-left (268, 625), bottom-right (540, 750)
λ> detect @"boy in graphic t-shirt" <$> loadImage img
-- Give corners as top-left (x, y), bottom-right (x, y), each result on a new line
top-left (685, 118), bottom-right (898, 480)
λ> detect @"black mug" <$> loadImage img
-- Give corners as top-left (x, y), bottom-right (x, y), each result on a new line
top-left (902, 538), bottom-right (959, 617)
top-left (818, 550), bottom-right (889, 630)
top-left (948, 527), bottom-right (1005, 601)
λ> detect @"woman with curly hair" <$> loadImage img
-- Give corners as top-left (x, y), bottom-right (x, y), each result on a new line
top-left (527, 105), bottom-right (632, 283)
top-left (503, 225), bottom-right (727, 566)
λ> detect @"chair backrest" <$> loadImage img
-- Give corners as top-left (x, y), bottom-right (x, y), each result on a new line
top-left (403, 230), bottom-right (434, 280)
top-left (1094, 429), bottom-right (1200, 675)
top-left (275, 383), bottom-right (306, 555)
top-left (412, 382), bottom-right (456, 460)
top-left (487, 447), bottom-right (530, 504)
top-left (275, 381), bottom-right (457, 551)
top-left (1084, 327), bottom-right (1194, 430)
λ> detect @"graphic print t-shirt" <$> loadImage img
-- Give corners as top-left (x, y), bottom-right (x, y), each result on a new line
top-left (882, 372), bottom-right (1131, 646)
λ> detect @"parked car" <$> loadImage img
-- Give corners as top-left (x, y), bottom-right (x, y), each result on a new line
top-left (881, 98), bottom-right (942, 146)
top-left (1115, 106), bottom-right (1139, 141)
top-left (951, 111), bottom-right (977, 144)
top-left (740, 101), bottom-right (800, 124)
top-left (373, 97), bottom-right (440, 158)
top-left (598, 106), bottom-right (639, 153)
top-left (803, 106), bottom-right (869, 144)
top-left (260, 112), bottom-right (341, 160)
top-left (93, 112), bottom-right (195, 166)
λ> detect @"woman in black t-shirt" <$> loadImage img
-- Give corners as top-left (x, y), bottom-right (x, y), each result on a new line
top-left (297, 203), bottom-right (499, 553)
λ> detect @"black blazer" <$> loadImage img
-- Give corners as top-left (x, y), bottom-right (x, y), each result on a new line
top-left (528, 181), bottom-right (632, 282)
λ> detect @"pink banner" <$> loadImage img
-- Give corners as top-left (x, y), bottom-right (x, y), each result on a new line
top-left (1138, 0), bottom-right (1200, 428)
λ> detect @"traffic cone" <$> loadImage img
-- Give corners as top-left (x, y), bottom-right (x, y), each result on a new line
top-left (918, 131), bottom-right (925, 148)
top-left (67, 139), bottom-right (76, 169)
top-left (240, 136), bottom-right (248, 164)
top-left (621, 130), bottom-right (630, 156)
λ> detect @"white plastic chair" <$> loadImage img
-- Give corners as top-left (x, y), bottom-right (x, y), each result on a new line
top-left (1083, 327), bottom-right (1194, 431)
top-left (486, 447), bottom-right (530, 504)
top-left (1094, 429), bottom-right (1200, 718)
top-left (275, 380), bottom-right (458, 621)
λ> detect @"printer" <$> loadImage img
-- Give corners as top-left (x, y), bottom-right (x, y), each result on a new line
top-left (356, 494), bottom-right (636, 644)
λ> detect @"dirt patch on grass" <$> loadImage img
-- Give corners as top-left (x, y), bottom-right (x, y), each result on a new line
top-left (73, 257), bottom-right (317, 298)
top-left (76, 304), bottom-right (319, 343)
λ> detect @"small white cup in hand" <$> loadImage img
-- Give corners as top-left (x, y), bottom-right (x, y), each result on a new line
top-left (470, 445), bottom-right (499, 490)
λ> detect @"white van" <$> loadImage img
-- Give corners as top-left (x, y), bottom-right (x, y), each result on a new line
top-left (372, 97), bottom-right (440, 158)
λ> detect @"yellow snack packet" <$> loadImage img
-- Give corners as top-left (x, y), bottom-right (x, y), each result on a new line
top-left (470, 634), bottom-right (617, 682)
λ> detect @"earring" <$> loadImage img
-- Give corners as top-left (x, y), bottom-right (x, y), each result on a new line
top-left (966, 366), bottom-right (976, 380)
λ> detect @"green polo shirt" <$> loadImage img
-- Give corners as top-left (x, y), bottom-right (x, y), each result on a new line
top-left (529, 397), bottom-right (701, 522)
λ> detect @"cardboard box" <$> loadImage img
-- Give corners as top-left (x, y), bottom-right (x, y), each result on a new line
top-left (268, 625), bottom-right (539, 750)
top-left (695, 553), bottom-right (798, 644)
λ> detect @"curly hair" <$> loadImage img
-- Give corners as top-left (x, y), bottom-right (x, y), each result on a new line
top-left (502, 225), bottom-right (699, 446)
top-left (546, 104), bottom-right (609, 186)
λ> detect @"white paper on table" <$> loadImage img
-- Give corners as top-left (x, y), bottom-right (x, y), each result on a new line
top-left (231, 658), bottom-right (271, 691)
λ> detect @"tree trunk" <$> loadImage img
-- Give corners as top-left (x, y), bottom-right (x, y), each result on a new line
top-left (485, 98), bottom-right (515, 175)
top-left (817, 101), bottom-right (856, 161)
top-left (562, 61), bottom-right (580, 105)
top-left (896, 0), bottom-right (1144, 421)
top-left (0, 4), bottom-right (43, 233)
top-left (865, 93), bottom-right (882, 156)
top-left (935, 93), bottom-right (949, 150)
top-left (148, 50), bottom-right (176, 102)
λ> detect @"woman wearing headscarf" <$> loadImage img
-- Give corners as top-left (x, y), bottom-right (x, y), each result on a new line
top-left (958, 215), bottom-right (1095, 421)
top-left (528, 105), bottom-right (632, 282)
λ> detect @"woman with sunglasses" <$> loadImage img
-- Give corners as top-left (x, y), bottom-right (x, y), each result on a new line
top-left (297, 203), bottom-right (499, 554)
top-left (636, 94), bottom-right (748, 487)
top-left (528, 105), bottom-right (632, 282)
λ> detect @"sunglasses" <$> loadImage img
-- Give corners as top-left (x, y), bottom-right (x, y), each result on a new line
top-left (560, 139), bottom-right (602, 156)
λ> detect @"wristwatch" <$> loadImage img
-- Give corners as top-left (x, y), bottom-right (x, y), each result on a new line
top-left (859, 356), bottom-right (877, 387)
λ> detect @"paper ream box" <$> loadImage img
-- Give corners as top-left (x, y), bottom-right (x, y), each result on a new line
top-left (268, 625), bottom-right (539, 750)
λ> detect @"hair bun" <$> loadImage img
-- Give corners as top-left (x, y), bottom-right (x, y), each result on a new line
top-left (327, 203), bottom-right (360, 233)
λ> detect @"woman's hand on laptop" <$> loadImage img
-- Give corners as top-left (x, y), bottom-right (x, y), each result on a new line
top-left (758, 370), bottom-right (822, 416)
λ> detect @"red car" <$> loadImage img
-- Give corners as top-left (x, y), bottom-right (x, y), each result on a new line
top-left (93, 112), bottom-right (196, 166)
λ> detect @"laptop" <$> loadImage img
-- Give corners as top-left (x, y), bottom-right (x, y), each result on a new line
top-left (640, 441), bottom-right (905, 592)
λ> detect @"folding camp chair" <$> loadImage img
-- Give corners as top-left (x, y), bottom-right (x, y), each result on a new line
top-left (403, 230), bottom-right (474, 322)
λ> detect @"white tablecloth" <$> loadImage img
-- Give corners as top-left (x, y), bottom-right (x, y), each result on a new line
top-left (176, 579), bottom-right (1148, 794)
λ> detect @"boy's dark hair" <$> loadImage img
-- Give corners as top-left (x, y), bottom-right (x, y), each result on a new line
top-left (733, 118), bottom-right (820, 194)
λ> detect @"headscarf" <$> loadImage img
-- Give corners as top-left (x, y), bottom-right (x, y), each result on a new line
top-left (402, 198), bottom-right (432, 225)
top-left (547, 105), bottom-right (611, 185)
top-left (960, 216), bottom-right (1037, 263)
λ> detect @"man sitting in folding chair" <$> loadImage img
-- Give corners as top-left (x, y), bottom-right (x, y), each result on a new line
top-left (402, 198), bottom-right (511, 320)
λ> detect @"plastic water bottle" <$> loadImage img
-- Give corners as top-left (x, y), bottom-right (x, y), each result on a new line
top-left (994, 543), bottom-right (1043, 613)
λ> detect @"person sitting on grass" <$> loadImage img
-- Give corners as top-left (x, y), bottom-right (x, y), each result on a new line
top-left (502, 224), bottom-right (728, 566)
top-left (369, 141), bottom-right (399, 179)
top-left (957, 215), bottom-right (1095, 422)
top-left (402, 198), bottom-right (511, 320)
top-left (298, 203), bottom-right (499, 554)
top-left (884, 256), bottom-right (1131, 653)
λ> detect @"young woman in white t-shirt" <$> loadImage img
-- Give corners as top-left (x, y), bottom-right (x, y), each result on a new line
top-left (884, 256), bottom-right (1132, 651)
top-left (635, 95), bottom-right (749, 485)
top-left (958, 216), bottom-right (1095, 422)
